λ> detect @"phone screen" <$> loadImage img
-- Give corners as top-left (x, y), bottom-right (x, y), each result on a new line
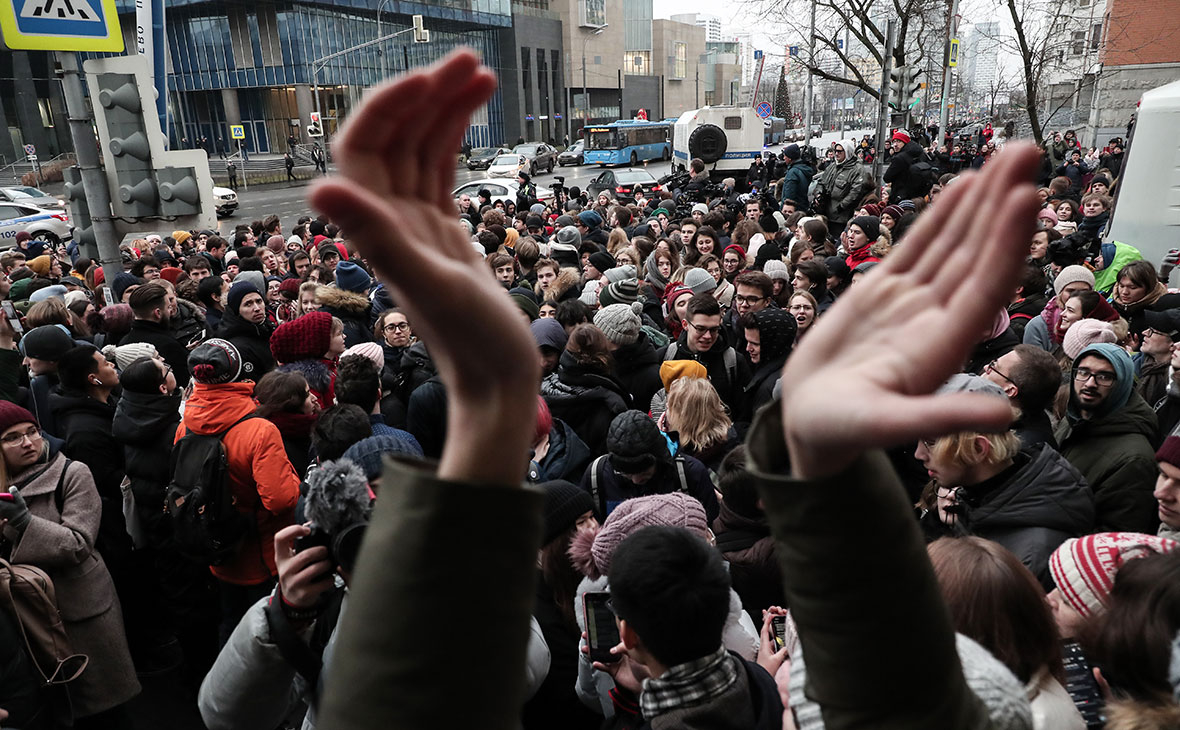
top-left (771, 615), bottom-right (787, 649)
top-left (583, 592), bottom-right (621, 664)
top-left (2, 300), bottom-right (22, 334)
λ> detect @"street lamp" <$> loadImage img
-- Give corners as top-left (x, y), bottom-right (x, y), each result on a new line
top-left (581, 25), bottom-right (607, 128)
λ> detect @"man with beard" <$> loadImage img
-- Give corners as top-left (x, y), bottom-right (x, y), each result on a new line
top-left (122, 283), bottom-right (192, 387)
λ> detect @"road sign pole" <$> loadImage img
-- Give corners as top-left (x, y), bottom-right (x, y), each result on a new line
top-left (56, 52), bottom-right (122, 291)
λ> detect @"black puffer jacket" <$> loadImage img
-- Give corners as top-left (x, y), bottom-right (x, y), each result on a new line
top-left (612, 331), bottom-right (666, 413)
top-left (121, 318), bottom-right (193, 387)
top-left (529, 418), bottom-right (592, 484)
top-left (540, 351), bottom-right (631, 455)
top-left (111, 388), bottom-right (182, 548)
top-left (317, 287), bottom-right (374, 348)
top-left (926, 444), bottom-right (1096, 590)
top-left (883, 140), bottom-right (932, 201)
top-left (215, 309), bottom-right (275, 379)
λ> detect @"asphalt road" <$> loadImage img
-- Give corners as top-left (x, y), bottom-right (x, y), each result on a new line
top-left (216, 127), bottom-right (875, 234)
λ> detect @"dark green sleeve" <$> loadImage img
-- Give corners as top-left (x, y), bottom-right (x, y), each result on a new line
top-left (0, 348), bottom-right (22, 404)
top-left (318, 456), bottom-right (544, 730)
top-left (744, 403), bottom-right (989, 730)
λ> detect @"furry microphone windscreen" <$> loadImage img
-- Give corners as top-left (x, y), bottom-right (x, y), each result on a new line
top-left (304, 459), bottom-right (373, 537)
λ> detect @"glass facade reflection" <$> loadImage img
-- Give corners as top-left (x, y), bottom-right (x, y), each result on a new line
top-left (107, 0), bottom-right (510, 152)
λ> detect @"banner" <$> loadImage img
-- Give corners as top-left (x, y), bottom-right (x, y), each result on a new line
top-left (136, 0), bottom-right (168, 148)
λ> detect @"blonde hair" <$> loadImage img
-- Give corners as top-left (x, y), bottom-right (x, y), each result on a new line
top-left (615, 246), bottom-right (641, 268)
top-left (607, 227), bottom-right (629, 255)
top-left (916, 429), bottom-right (1022, 511)
top-left (666, 377), bottom-right (732, 451)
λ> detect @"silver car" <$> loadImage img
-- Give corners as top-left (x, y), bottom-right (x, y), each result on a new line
top-left (0, 201), bottom-right (72, 248)
top-left (213, 186), bottom-right (238, 217)
top-left (0, 185), bottom-right (67, 213)
top-left (512, 142), bottom-right (557, 176)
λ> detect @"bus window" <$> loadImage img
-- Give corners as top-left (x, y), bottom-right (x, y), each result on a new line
top-left (586, 128), bottom-right (617, 150)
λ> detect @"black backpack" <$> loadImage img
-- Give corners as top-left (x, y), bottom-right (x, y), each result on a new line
top-left (165, 415), bottom-right (257, 566)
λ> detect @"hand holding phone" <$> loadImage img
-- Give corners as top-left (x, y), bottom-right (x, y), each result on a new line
top-left (583, 592), bottom-right (621, 664)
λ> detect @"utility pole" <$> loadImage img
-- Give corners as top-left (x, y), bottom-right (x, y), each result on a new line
top-left (938, 0), bottom-right (961, 141)
top-left (873, 19), bottom-right (897, 184)
top-left (56, 52), bottom-right (122, 291)
top-left (802, 0), bottom-right (816, 142)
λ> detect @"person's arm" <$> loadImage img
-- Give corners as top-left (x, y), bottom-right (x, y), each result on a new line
top-left (308, 51), bottom-right (543, 730)
top-left (754, 144), bottom-right (1042, 727)
top-left (250, 423), bottom-right (301, 517)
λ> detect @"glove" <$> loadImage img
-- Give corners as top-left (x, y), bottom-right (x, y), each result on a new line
top-left (0, 487), bottom-right (30, 535)
top-left (1161, 249), bottom-right (1179, 283)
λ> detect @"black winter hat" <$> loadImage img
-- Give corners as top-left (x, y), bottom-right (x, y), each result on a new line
top-left (784, 144), bottom-right (801, 161)
top-left (588, 251), bottom-right (615, 274)
top-left (19, 324), bottom-right (75, 361)
top-left (849, 215), bottom-right (881, 243)
top-left (751, 308), bottom-right (797, 361)
top-left (541, 480), bottom-right (595, 545)
top-left (607, 410), bottom-right (668, 473)
top-left (824, 256), bottom-right (850, 283)
top-left (188, 338), bottom-right (243, 384)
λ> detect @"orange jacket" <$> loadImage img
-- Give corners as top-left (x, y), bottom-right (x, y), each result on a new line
top-left (176, 381), bottom-right (301, 585)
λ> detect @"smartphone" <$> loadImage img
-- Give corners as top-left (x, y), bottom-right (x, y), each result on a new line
top-left (2, 300), bottom-right (22, 334)
top-left (583, 591), bottom-right (621, 664)
top-left (0, 492), bottom-right (14, 501)
top-left (771, 615), bottom-right (787, 650)
top-left (1062, 640), bottom-right (1106, 729)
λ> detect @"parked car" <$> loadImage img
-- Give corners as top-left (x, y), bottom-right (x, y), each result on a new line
top-left (487, 154), bottom-right (528, 178)
top-left (558, 140), bottom-right (584, 166)
top-left (213, 186), bottom-right (238, 217)
top-left (466, 146), bottom-right (511, 171)
top-left (452, 178), bottom-right (555, 206)
top-left (0, 185), bottom-right (67, 213)
top-left (0, 201), bottom-right (72, 248)
top-left (513, 142), bottom-right (557, 175)
top-left (585, 168), bottom-right (663, 203)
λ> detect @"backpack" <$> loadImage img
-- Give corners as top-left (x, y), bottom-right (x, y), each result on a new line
top-left (663, 342), bottom-right (737, 389)
top-left (588, 453), bottom-right (689, 519)
top-left (909, 153), bottom-right (937, 197)
top-left (0, 559), bottom-right (89, 688)
top-left (165, 414), bottom-right (257, 566)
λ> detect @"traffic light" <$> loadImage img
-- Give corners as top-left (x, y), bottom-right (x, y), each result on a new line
top-left (83, 55), bottom-right (215, 231)
top-left (889, 66), bottom-right (923, 109)
top-left (307, 112), bottom-right (324, 137)
top-left (412, 14), bottom-right (429, 43)
top-left (62, 166), bottom-right (98, 259)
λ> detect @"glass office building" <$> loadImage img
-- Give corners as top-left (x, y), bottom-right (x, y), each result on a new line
top-left (117, 0), bottom-right (512, 152)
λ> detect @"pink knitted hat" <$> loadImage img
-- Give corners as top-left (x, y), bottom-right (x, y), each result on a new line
top-left (1049, 532), bottom-right (1179, 617)
top-left (1063, 318), bottom-right (1117, 361)
top-left (568, 492), bottom-right (709, 579)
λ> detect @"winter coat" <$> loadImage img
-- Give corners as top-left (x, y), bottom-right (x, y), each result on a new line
top-left (1055, 392), bottom-right (1160, 533)
top-left (1112, 288), bottom-right (1180, 337)
top-left (951, 444), bottom-right (1096, 589)
top-left (277, 359), bottom-right (336, 409)
top-left (1135, 355), bottom-right (1170, 411)
top-left (780, 160), bottom-right (815, 212)
top-left (205, 306), bottom-right (224, 332)
top-left (713, 501), bottom-right (784, 625)
top-left (215, 309), bottom-right (276, 379)
top-left (536, 267), bottom-right (582, 304)
top-left (406, 376), bottom-right (448, 459)
top-left (110, 388), bottom-right (182, 548)
top-left (883, 140), bottom-right (932, 200)
top-left (170, 297), bottom-right (207, 352)
top-left (3, 450), bottom-right (140, 717)
top-left (523, 581), bottom-right (600, 730)
top-left (540, 352), bottom-right (631, 455)
top-left (265, 411), bottom-right (318, 477)
top-left (578, 452), bottom-right (719, 523)
top-left (529, 418), bottom-right (592, 484)
top-left (663, 331), bottom-right (751, 410)
top-left (612, 331), bottom-right (666, 412)
top-left (815, 149), bottom-right (865, 227)
top-left (121, 318), bottom-right (193, 387)
top-left (316, 287), bottom-right (373, 348)
top-left (1027, 667), bottom-right (1087, 730)
top-left (1055, 161), bottom-right (1085, 195)
top-left (736, 354), bottom-right (787, 426)
top-left (176, 381), bottom-right (302, 585)
top-left (965, 327), bottom-right (1019, 375)
top-left (1008, 295), bottom-right (1049, 342)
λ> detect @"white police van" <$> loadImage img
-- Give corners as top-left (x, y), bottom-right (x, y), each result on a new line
top-left (672, 106), bottom-right (766, 183)
top-left (0, 202), bottom-right (72, 249)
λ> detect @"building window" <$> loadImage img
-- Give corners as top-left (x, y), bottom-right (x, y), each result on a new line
top-left (674, 42), bottom-right (686, 79)
top-left (1090, 22), bottom-right (1103, 50)
top-left (623, 51), bottom-right (649, 75)
top-left (37, 98), bottom-right (53, 128)
top-left (1071, 31), bottom-right (1085, 56)
top-left (580, 0), bottom-right (606, 28)
top-left (522, 47), bottom-right (530, 92)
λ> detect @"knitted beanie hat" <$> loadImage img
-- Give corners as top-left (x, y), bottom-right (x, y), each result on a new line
top-left (335, 261), bottom-right (371, 294)
top-left (28, 255), bottom-right (52, 277)
top-left (270, 311), bottom-right (333, 363)
top-left (234, 271), bottom-right (266, 298)
top-left (603, 265), bottom-right (637, 284)
top-left (159, 266), bottom-right (183, 285)
top-left (188, 338), bottom-right (243, 384)
top-left (937, 373), bottom-right (1008, 400)
top-left (510, 290), bottom-right (540, 321)
top-left (101, 303), bottom-right (133, 334)
top-left (881, 204), bottom-right (905, 221)
top-left (266, 234), bottom-right (285, 253)
top-left (226, 281), bottom-right (260, 315)
top-left (588, 251), bottom-right (615, 275)
top-left (342, 432), bottom-right (425, 481)
top-left (18, 324), bottom-right (74, 361)
top-left (1063, 319), bottom-right (1117, 361)
top-left (606, 410), bottom-right (668, 472)
top-left (751, 308), bottom-right (797, 361)
top-left (1053, 265), bottom-right (1096, 295)
top-left (540, 480), bottom-right (596, 545)
top-left (579, 280), bottom-right (601, 308)
top-left (684, 267), bottom-right (717, 296)
top-left (1157, 436), bottom-right (1180, 469)
top-left (1049, 532), bottom-right (1179, 618)
top-left (849, 215), bottom-right (881, 243)
top-left (658, 359), bottom-right (708, 392)
top-left (104, 341), bottom-right (158, 372)
top-left (279, 277), bottom-right (301, 299)
top-left (172, 230), bottom-right (192, 245)
top-left (342, 342), bottom-right (384, 371)
top-left (598, 279), bottom-right (640, 308)
top-left (112, 272), bottom-right (141, 302)
top-left (594, 303), bottom-right (643, 346)
top-left (571, 493), bottom-right (710, 579)
top-left (1037, 207), bottom-right (1059, 226)
top-left (0, 400), bottom-right (38, 434)
top-left (578, 210), bottom-right (603, 229)
top-left (788, 633), bottom-right (1033, 730)
top-left (29, 285), bottom-right (67, 304)
top-left (555, 225), bottom-right (581, 247)
top-left (531, 317), bottom-right (568, 351)
top-left (763, 259), bottom-right (790, 282)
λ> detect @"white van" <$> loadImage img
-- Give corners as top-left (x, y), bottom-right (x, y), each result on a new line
top-left (672, 106), bottom-right (765, 183)
top-left (1105, 79), bottom-right (1180, 269)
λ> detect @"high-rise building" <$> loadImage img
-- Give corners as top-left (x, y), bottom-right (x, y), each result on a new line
top-left (670, 13), bottom-right (722, 42)
top-left (963, 22), bottom-right (1001, 105)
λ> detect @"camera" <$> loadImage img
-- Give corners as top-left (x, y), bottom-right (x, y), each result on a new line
top-left (294, 522), bottom-right (367, 577)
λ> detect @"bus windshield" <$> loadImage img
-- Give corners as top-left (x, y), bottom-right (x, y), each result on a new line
top-left (586, 128), bottom-right (619, 150)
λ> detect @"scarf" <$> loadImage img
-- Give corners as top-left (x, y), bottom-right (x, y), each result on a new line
top-left (639, 647), bottom-right (738, 720)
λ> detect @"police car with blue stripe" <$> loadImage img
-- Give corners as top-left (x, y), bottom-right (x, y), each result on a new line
top-left (0, 201), bottom-right (72, 249)
top-left (672, 106), bottom-right (766, 186)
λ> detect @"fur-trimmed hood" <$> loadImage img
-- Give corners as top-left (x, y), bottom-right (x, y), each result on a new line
top-left (316, 285), bottom-right (371, 316)
top-left (536, 267), bottom-right (581, 303)
top-left (277, 358), bottom-right (335, 394)
top-left (1105, 700), bottom-right (1180, 730)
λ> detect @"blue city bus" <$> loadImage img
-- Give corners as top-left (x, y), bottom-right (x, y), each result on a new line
top-left (764, 116), bottom-right (787, 145)
top-left (583, 120), bottom-right (673, 166)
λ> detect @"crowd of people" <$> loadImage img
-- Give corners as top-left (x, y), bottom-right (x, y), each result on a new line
top-left (0, 50), bottom-right (1177, 730)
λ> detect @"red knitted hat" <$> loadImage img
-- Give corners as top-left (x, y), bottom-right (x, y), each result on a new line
top-left (892, 130), bottom-right (910, 144)
top-left (270, 311), bottom-right (333, 363)
top-left (1157, 436), bottom-right (1180, 469)
top-left (722, 243), bottom-right (746, 260)
top-left (159, 266), bottom-right (183, 284)
top-left (0, 400), bottom-right (37, 435)
top-left (1049, 532), bottom-right (1178, 617)
top-left (278, 277), bottom-right (301, 299)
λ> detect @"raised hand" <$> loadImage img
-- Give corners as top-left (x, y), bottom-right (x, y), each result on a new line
top-left (309, 51), bottom-right (539, 486)
top-left (778, 144), bottom-right (1041, 479)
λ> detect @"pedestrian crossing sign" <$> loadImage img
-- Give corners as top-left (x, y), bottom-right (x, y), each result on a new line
top-left (229, 124), bottom-right (245, 140)
top-left (0, 0), bottom-right (123, 51)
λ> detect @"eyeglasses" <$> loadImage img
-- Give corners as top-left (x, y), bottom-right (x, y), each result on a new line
top-left (734, 294), bottom-right (767, 306)
top-left (383, 323), bottom-right (411, 332)
top-left (687, 322), bottom-right (721, 336)
top-left (1073, 367), bottom-right (1116, 386)
top-left (985, 360), bottom-right (1015, 385)
top-left (1, 427), bottom-right (41, 446)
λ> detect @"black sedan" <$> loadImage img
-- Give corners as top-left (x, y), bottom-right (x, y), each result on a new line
top-left (585, 168), bottom-right (664, 203)
top-left (558, 140), bottom-right (584, 166)
top-left (466, 146), bottom-right (511, 171)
